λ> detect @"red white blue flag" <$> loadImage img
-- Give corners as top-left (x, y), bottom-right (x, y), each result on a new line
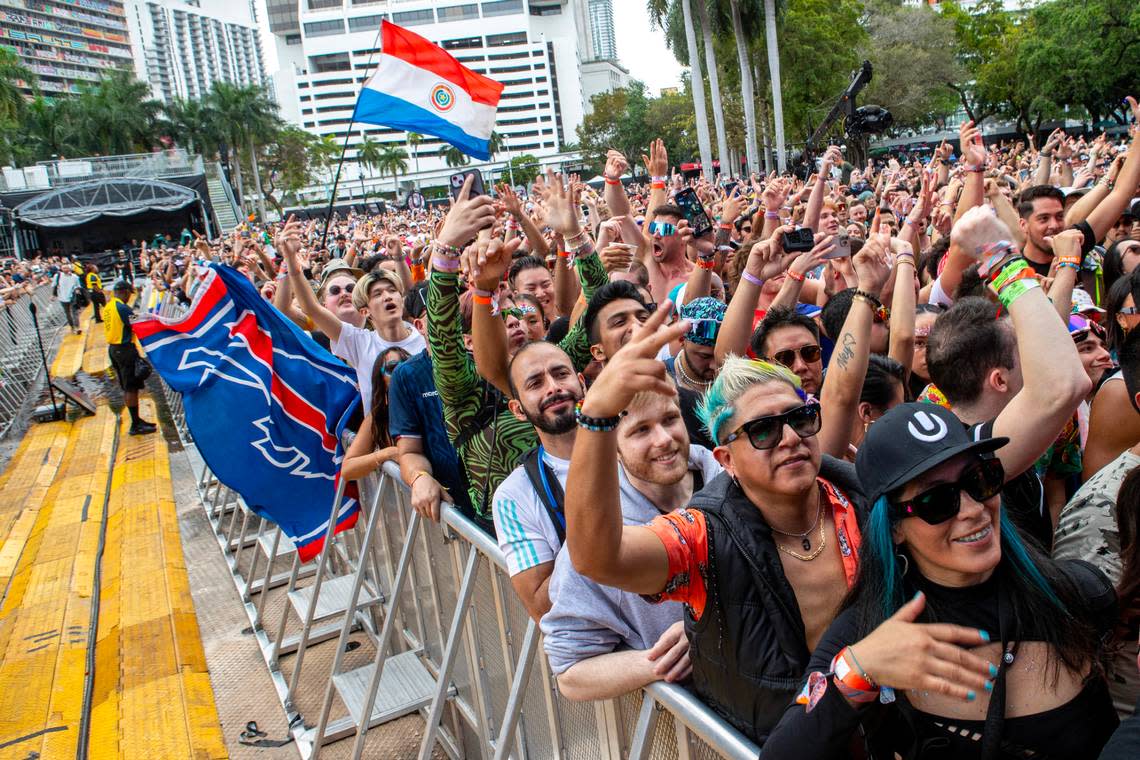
top-left (354, 20), bottom-right (503, 160)
top-left (135, 263), bottom-right (361, 561)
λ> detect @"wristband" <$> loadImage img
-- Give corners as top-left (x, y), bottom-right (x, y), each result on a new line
top-left (830, 647), bottom-right (879, 704)
top-left (604, 177), bottom-right (621, 185)
top-left (556, 250), bottom-right (569, 259)
top-left (741, 270), bottom-right (764, 287)
top-left (995, 276), bottom-right (1040, 309)
top-left (787, 269), bottom-right (805, 283)
top-left (650, 176), bottom-right (667, 183)
top-left (650, 182), bottom-right (666, 190)
top-left (472, 294), bottom-right (493, 306)
top-left (718, 222), bottom-right (734, 230)
top-left (964, 163), bottom-right (985, 173)
top-left (431, 255), bottom-right (460, 273)
top-left (574, 400), bottom-right (625, 432)
top-left (764, 211), bottom-right (781, 219)
top-left (1056, 251), bottom-right (1081, 268)
top-left (989, 257), bottom-right (1032, 290)
top-left (696, 258), bottom-right (717, 271)
top-left (472, 287), bottom-right (494, 298)
top-left (976, 240), bottom-right (1018, 278)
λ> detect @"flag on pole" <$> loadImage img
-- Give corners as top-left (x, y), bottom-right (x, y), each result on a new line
top-left (354, 20), bottom-right (503, 160)
top-left (135, 263), bottom-right (362, 561)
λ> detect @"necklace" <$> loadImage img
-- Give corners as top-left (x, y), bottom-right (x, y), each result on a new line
top-left (675, 350), bottom-right (712, 391)
top-left (776, 516), bottom-right (827, 561)
top-left (772, 486), bottom-right (827, 560)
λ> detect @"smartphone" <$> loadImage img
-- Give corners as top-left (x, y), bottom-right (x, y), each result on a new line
top-left (781, 227), bottom-right (815, 254)
top-left (722, 181), bottom-right (739, 195)
top-left (673, 187), bottom-right (713, 237)
top-left (449, 168), bottom-right (486, 199)
top-left (823, 234), bottom-right (851, 260)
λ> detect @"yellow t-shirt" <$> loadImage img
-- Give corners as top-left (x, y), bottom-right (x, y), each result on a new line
top-left (102, 297), bottom-right (133, 345)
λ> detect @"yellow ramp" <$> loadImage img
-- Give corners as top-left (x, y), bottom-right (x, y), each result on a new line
top-left (0, 407), bottom-right (116, 759)
top-left (82, 314), bottom-right (110, 376)
top-left (89, 402), bottom-right (226, 760)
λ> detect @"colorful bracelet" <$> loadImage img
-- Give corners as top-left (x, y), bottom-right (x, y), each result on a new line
top-left (718, 222), bottom-right (734, 231)
top-left (432, 256), bottom-right (461, 273)
top-left (765, 211), bottom-right (781, 219)
top-left (472, 294), bottom-right (493, 306)
top-left (853, 289), bottom-right (882, 309)
top-left (472, 288), bottom-right (494, 299)
top-left (1056, 252), bottom-right (1082, 268)
top-left (977, 240), bottom-right (1018, 278)
top-left (787, 269), bottom-right (805, 283)
top-left (574, 400), bottom-right (625, 432)
top-left (604, 177), bottom-right (621, 185)
top-left (990, 257), bottom-right (1032, 290)
top-left (1057, 261), bottom-right (1080, 271)
top-left (831, 646), bottom-right (879, 704)
top-left (996, 277), bottom-right (1040, 309)
top-left (650, 182), bottom-right (666, 190)
top-left (432, 241), bottom-right (462, 258)
top-left (556, 250), bottom-right (570, 259)
top-left (964, 163), bottom-right (985, 173)
top-left (741, 270), bottom-right (764, 287)
top-left (696, 258), bottom-right (717, 271)
top-left (650, 176), bottom-right (668, 183)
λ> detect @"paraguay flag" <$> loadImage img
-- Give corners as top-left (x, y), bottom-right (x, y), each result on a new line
top-left (135, 263), bottom-right (362, 561)
top-left (355, 20), bottom-right (503, 160)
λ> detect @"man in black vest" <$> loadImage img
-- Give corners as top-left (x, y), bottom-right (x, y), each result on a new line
top-left (565, 305), bottom-right (866, 745)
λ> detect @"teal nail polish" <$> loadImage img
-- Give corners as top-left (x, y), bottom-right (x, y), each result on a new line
top-left (984, 680), bottom-right (993, 692)
top-left (988, 663), bottom-right (998, 677)
top-left (966, 691), bottom-right (976, 701)
top-left (913, 591), bottom-right (923, 602)
top-left (978, 629), bottom-right (991, 642)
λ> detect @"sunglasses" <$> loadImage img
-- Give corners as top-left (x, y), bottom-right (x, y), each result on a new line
top-left (648, 221), bottom-right (676, 237)
top-left (770, 344), bottom-right (822, 368)
top-left (687, 318), bottom-right (722, 343)
top-left (1118, 307), bottom-right (1140, 316)
top-left (891, 458), bottom-right (1005, 526)
top-left (1069, 315), bottom-right (1106, 342)
top-left (327, 282), bottom-right (355, 297)
top-left (381, 359), bottom-right (404, 376)
top-left (723, 402), bottom-right (822, 450)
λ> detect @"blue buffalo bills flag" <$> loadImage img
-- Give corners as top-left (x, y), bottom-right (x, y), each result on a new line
top-left (354, 20), bottom-right (503, 160)
top-left (135, 263), bottom-right (361, 561)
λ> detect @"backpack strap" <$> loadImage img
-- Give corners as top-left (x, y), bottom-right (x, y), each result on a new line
top-left (521, 446), bottom-right (565, 545)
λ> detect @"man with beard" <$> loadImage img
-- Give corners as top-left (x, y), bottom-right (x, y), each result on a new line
top-left (541, 390), bottom-right (721, 701)
top-left (492, 340), bottom-right (586, 620)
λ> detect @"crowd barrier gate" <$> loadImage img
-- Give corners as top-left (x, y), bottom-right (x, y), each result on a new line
top-left (0, 284), bottom-right (66, 437)
top-left (142, 280), bottom-right (761, 760)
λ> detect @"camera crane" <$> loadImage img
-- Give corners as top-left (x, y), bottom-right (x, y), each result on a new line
top-left (796, 60), bottom-right (892, 176)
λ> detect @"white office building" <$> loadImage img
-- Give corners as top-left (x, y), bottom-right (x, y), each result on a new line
top-left (124, 0), bottom-right (268, 103)
top-left (266, 0), bottom-right (627, 191)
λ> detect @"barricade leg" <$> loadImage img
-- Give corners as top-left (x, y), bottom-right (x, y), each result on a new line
top-left (489, 618), bottom-right (540, 760)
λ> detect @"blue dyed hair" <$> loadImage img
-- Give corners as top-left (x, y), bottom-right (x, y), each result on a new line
top-left (697, 355), bottom-right (802, 445)
top-left (866, 495), bottom-right (1065, 621)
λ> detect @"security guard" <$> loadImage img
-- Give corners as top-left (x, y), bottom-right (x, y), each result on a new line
top-left (85, 263), bottom-right (106, 323)
top-left (103, 279), bottom-right (156, 435)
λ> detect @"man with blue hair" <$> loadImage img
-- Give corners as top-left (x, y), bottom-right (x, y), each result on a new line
top-left (563, 303), bottom-right (867, 746)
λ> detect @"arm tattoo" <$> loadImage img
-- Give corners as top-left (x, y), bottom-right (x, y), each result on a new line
top-left (836, 333), bottom-right (857, 370)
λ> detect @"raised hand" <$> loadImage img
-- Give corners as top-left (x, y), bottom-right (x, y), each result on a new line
top-left (846, 592), bottom-right (995, 702)
top-left (578, 300), bottom-right (688, 419)
top-left (763, 177), bottom-right (790, 210)
top-left (438, 174), bottom-right (496, 248)
top-left (959, 120), bottom-right (986, 167)
top-left (641, 138), bottom-right (668, 178)
top-left (496, 183), bottom-right (523, 217)
top-left (605, 149), bottom-right (629, 180)
top-left (676, 218), bottom-right (714, 258)
top-left (951, 205), bottom-right (1016, 262)
top-left (853, 231), bottom-right (892, 297)
top-left (721, 186), bottom-right (747, 226)
top-left (543, 168), bottom-right (582, 238)
top-left (789, 234), bottom-right (836, 278)
top-left (463, 236), bottom-right (522, 292)
top-left (599, 244), bottom-right (635, 273)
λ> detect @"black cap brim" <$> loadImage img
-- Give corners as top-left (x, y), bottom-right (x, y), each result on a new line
top-left (870, 435), bottom-right (1010, 505)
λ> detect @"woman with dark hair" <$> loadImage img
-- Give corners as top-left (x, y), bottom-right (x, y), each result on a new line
top-left (1106, 270), bottom-right (1140, 357)
top-left (342, 347), bottom-right (410, 480)
top-left (512, 292), bottom-right (548, 341)
top-left (1101, 239), bottom-right (1140, 299)
top-left (764, 402), bottom-right (1119, 759)
top-left (909, 304), bottom-right (945, 400)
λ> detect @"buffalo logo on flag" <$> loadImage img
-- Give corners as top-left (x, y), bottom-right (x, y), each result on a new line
top-left (135, 263), bottom-right (362, 561)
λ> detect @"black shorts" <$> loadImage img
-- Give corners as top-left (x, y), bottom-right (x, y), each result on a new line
top-left (108, 343), bottom-right (145, 392)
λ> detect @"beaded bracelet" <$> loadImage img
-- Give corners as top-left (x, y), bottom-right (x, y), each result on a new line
top-left (787, 269), bottom-right (805, 283)
top-left (564, 230), bottom-right (590, 250)
top-left (574, 400), bottom-right (625, 432)
top-left (741, 270), bottom-right (764, 287)
top-left (853, 289), bottom-right (882, 309)
top-left (1057, 262), bottom-right (1080, 271)
top-left (433, 241), bottom-right (462, 258)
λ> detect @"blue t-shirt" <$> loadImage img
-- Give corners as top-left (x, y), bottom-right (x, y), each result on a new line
top-left (387, 350), bottom-right (472, 511)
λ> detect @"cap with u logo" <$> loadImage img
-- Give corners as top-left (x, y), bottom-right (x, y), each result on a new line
top-left (855, 402), bottom-right (1009, 506)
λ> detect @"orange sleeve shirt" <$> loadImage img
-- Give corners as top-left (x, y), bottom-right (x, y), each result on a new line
top-left (644, 478), bottom-right (863, 621)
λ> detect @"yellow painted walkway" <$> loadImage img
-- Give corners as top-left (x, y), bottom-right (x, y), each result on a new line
top-left (50, 305), bottom-right (93, 379)
top-left (0, 399), bottom-right (225, 755)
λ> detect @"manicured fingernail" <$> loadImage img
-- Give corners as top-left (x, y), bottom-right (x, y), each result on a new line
top-left (984, 680), bottom-right (993, 692)
top-left (978, 629), bottom-right (990, 642)
top-left (913, 591), bottom-right (923, 601)
top-left (966, 691), bottom-right (976, 701)
top-left (988, 663), bottom-right (998, 677)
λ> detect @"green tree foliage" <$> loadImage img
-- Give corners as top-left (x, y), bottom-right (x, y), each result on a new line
top-left (576, 81), bottom-right (697, 174)
top-left (505, 154), bottom-right (541, 187)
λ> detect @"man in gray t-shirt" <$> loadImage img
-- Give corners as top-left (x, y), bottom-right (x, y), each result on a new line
top-left (541, 393), bottom-right (721, 701)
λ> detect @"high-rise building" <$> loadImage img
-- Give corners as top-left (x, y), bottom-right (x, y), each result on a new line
top-left (124, 0), bottom-right (268, 103)
top-left (0, 0), bottom-right (134, 96)
top-left (266, 0), bottom-right (628, 188)
top-left (573, 0), bottom-right (627, 110)
top-left (584, 0), bottom-right (614, 61)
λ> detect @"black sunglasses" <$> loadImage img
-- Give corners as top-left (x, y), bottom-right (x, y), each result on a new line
top-left (327, 282), bottom-right (355, 296)
top-left (723, 402), bottom-right (822, 450)
top-left (891, 458), bottom-right (1005, 526)
top-left (770, 344), bottom-right (822, 368)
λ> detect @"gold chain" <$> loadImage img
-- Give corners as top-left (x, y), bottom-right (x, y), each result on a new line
top-left (775, 513), bottom-right (827, 561)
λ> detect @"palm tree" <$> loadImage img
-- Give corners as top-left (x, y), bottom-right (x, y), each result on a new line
top-left (0, 50), bottom-right (36, 163)
top-left (23, 96), bottom-right (77, 162)
top-left (696, 1), bottom-right (730, 176)
top-left (73, 71), bottom-right (162, 155)
top-left (406, 131), bottom-right (423, 174)
top-left (761, 0), bottom-right (787, 172)
top-left (208, 82), bottom-right (280, 221)
top-left (357, 135), bottom-right (383, 201)
top-left (163, 97), bottom-right (219, 157)
top-left (376, 143), bottom-right (409, 197)
top-left (439, 144), bottom-right (469, 168)
top-left (678, 0), bottom-right (714, 178)
top-left (487, 130), bottom-right (505, 160)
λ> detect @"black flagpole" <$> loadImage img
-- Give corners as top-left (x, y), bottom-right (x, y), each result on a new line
top-left (319, 24), bottom-right (387, 252)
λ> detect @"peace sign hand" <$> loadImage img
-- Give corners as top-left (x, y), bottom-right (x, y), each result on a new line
top-left (578, 301), bottom-right (689, 419)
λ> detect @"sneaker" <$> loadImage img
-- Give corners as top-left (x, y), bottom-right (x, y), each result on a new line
top-left (129, 421), bottom-right (157, 435)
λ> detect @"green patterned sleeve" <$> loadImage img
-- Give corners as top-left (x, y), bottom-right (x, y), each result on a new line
top-left (576, 249), bottom-right (608, 303)
top-left (558, 250), bottom-right (608, 372)
top-left (427, 270), bottom-right (478, 417)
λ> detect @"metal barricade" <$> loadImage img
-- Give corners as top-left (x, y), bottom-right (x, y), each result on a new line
top-left (142, 279), bottom-right (760, 760)
top-left (0, 284), bottom-right (66, 437)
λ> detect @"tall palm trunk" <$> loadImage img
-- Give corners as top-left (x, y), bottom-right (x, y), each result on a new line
top-left (762, 0), bottom-right (787, 172)
top-left (229, 143), bottom-right (245, 217)
top-left (248, 134), bottom-right (267, 222)
top-left (730, 0), bottom-right (758, 174)
top-left (696, 0), bottom-right (729, 177)
top-left (680, 0), bottom-right (714, 180)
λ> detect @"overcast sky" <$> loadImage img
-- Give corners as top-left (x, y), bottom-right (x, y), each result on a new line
top-left (613, 2), bottom-right (686, 95)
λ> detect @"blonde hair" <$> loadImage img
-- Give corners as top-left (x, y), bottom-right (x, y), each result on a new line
top-left (351, 269), bottom-right (404, 311)
top-left (697, 355), bottom-right (802, 446)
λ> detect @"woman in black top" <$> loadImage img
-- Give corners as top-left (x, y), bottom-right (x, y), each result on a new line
top-left (764, 402), bottom-right (1119, 759)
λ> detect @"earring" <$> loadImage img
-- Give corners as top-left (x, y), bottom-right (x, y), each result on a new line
top-left (896, 553), bottom-right (910, 577)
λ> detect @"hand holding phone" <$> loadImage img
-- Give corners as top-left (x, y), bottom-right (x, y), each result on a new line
top-left (449, 169), bottom-right (486, 200)
top-left (674, 187), bottom-right (713, 237)
top-left (781, 227), bottom-right (815, 254)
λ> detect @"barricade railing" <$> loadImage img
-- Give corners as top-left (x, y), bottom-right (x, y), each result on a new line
top-left (0, 283), bottom-right (66, 437)
top-left (141, 281), bottom-right (760, 760)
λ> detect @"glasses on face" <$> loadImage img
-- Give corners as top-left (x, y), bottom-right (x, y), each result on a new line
top-left (1119, 307), bottom-right (1140, 316)
top-left (770, 344), bottom-right (822, 368)
top-left (723, 402), bottom-right (822, 450)
top-left (891, 458), bottom-right (1005, 526)
top-left (1069, 314), bottom-right (1106, 343)
top-left (381, 359), bottom-right (404, 376)
top-left (648, 221), bottom-right (676, 237)
top-left (327, 282), bottom-right (355, 297)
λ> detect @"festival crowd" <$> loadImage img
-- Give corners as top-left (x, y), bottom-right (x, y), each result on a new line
top-left (51, 100), bottom-right (1140, 757)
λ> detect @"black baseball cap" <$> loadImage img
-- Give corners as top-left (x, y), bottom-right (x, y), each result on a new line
top-left (855, 402), bottom-right (1008, 506)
